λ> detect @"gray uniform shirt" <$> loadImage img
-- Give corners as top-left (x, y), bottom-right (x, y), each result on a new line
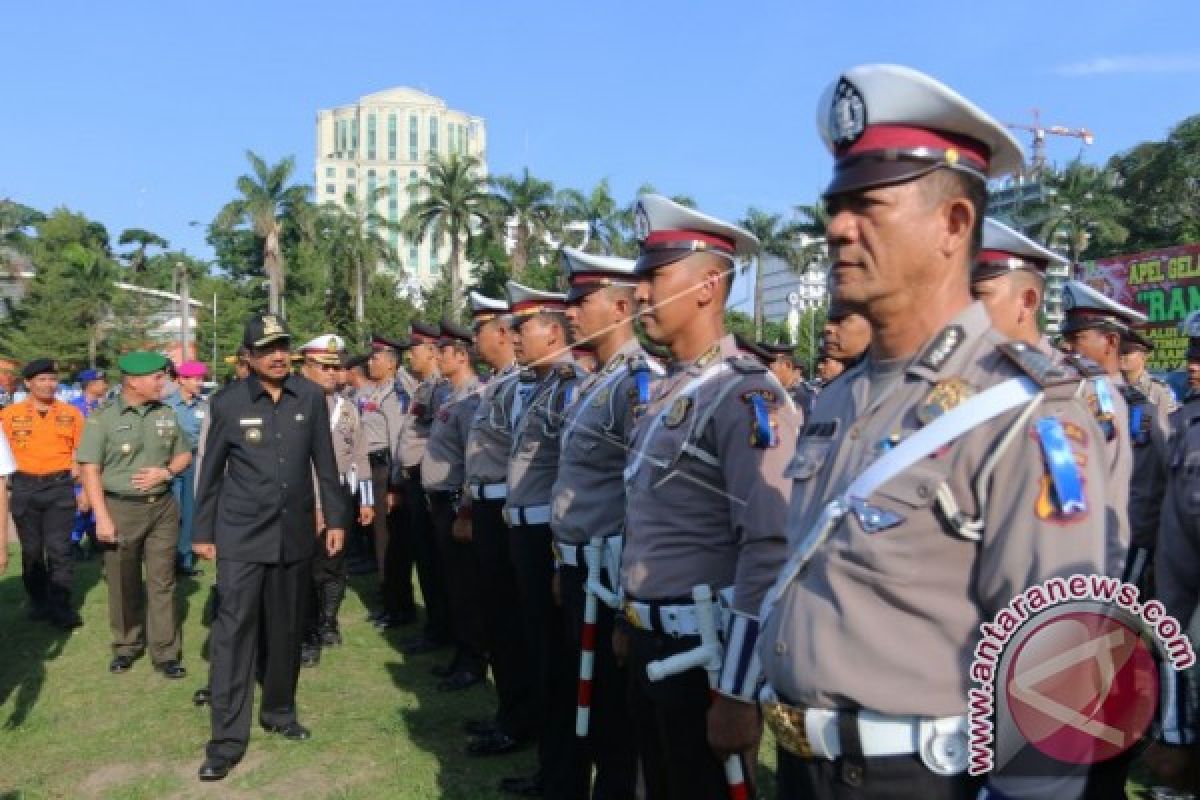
top-left (760, 303), bottom-right (1112, 717)
top-left (551, 338), bottom-right (661, 545)
top-left (399, 373), bottom-right (450, 469)
top-left (622, 334), bottom-right (799, 615)
top-left (356, 381), bottom-right (406, 462)
top-left (314, 392), bottom-right (371, 512)
top-left (506, 359), bottom-right (580, 511)
top-left (464, 363), bottom-right (520, 487)
top-left (421, 375), bottom-right (482, 492)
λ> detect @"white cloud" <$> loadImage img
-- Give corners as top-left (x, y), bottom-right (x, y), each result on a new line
top-left (1054, 53), bottom-right (1200, 77)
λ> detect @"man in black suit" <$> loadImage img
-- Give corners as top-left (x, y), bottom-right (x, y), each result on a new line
top-left (191, 313), bottom-right (350, 781)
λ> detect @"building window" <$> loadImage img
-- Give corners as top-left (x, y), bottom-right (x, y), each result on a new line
top-left (350, 117), bottom-right (358, 154)
top-left (325, 183), bottom-right (336, 194)
top-left (367, 114), bottom-right (376, 160)
top-left (388, 114), bottom-right (397, 161)
top-left (388, 170), bottom-right (399, 218)
top-left (325, 166), bottom-right (335, 178)
top-left (408, 169), bottom-right (419, 202)
top-left (429, 115), bottom-right (439, 156)
top-left (347, 167), bottom-right (356, 179)
top-left (409, 243), bottom-right (419, 271)
top-left (448, 125), bottom-right (457, 155)
top-left (409, 114), bottom-right (418, 161)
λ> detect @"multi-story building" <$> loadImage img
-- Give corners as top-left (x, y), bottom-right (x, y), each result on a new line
top-left (315, 88), bottom-right (487, 291)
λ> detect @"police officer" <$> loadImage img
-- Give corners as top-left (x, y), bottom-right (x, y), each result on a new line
top-left (974, 222), bottom-right (1132, 579)
top-left (78, 351), bottom-right (192, 676)
top-left (1120, 335), bottom-right (1178, 413)
top-left (421, 320), bottom-right (487, 690)
top-left (760, 340), bottom-right (813, 415)
top-left (1060, 280), bottom-right (1167, 586)
top-left (821, 297), bottom-right (871, 368)
top-left (501, 280), bottom-right (582, 797)
top-left (297, 335), bottom-right (374, 667)
top-left (165, 360), bottom-right (208, 577)
top-left (461, 291), bottom-right (539, 758)
top-left (394, 321), bottom-right (453, 654)
top-left (0, 359), bottom-right (86, 627)
top-left (552, 247), bottom-right (658, 797)
top-left (191, 313), bottom-right (349, 781)
top-left (758, 65), bottom-right (1113, 798)
top-left (361, 334), bottom-right (413, 628)
top-left (622, 194), bottom-right (799, 800)
top-left (1150, 310), bottom-right (1200, 790)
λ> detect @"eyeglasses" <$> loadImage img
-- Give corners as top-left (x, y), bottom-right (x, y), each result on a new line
top-left (305, 361), bottom-right (340, 371)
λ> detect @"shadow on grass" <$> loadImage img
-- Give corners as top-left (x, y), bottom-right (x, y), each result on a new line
top-left (0, 547), bottom-right (101, 729)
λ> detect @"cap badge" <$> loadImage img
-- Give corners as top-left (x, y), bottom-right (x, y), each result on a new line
top-left (634, 203), bottom-right (651, 242)
top-left (262, 315), bottom-right (283, 336)
top-left (829, 78), bottom-right (867, 147)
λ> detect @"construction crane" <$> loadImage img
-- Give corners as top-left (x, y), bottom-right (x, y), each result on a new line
top-left (1006, 108), bottom-right (1095, 178)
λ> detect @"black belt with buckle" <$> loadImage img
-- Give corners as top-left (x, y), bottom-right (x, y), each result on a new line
top-left (13, 470), bottom-right (72, 484)
top-left (104, 491), bottom-right (167, 504)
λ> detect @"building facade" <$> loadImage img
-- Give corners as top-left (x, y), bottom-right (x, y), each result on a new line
top-left (315, 88), bottom-right (487, 292)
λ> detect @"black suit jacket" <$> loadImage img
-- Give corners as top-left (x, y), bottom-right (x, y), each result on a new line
top-left (193, 373), bottom-right (350, 563)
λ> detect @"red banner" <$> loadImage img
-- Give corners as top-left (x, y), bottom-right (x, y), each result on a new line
top-left (1076, 243), bottom-right (1200, 371)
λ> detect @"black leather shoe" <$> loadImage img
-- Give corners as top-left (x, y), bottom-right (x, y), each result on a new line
top-left (373, 611), bottom-right (417, 630)
top-left (431, 659), bottom-right (458, 678)
top-left (319, 627), bottom-right (342, 647)
top-left (261, 721), bottom-right (311, 741)
top-left (462, 717), bottom-right (499, 736)
top-left (499, 772), bottom-right (544, 796)
top-left (109, 655), bottom-right (134, 674)
top-left (469, 730), bottom-right (529, 757)
top-left (438, 669), bottom-right (483, 692)
top-left (50, 608), bottom-right (83, 630)
top-left (402, 636), bottom-right (445, 655)
top-left (301, 640), bottom-right (321, 668)
top-left (198, 756), bottom-right (236, 781)
top-left (193, 687), bottom-right (211, 707)
top-left (366, 607), bottom-right (388, 623)
top-left (154, 660), bottom-right (187, 679)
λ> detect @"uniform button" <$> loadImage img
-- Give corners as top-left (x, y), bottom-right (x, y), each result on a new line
top-left (281, 483), bottom-right (288, 490)
top-left (774, 641), bottom-right (787, 655)
top-left (916, 484), bottom-right (930, 499)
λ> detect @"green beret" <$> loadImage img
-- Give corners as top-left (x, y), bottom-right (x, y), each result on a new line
top-left (118, 351), bottom-right (168, 376)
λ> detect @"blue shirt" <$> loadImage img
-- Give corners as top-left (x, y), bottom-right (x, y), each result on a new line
top-left (69, 394), bottom-right (105, 419)
top-left (164, 390), bottom-right (207, 451)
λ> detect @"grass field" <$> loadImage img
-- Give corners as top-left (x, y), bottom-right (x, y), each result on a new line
top-left (0, 542), bottom-right (1160, 799)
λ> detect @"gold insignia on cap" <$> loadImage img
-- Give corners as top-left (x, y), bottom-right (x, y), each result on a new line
top-left (663, 395), bottom-right (692, 429)
top-left (262, 315), bottom-right (283, 336)
top-left (245, 427), bottom-right (263, 444)
top-left (917, 378), bottom-right (976, 425)
top-left (945, 148), bottom-right (959, 165)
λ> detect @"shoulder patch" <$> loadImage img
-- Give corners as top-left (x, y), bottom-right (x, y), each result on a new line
top-left (918, 325), bottom-right (964, 372)
top-left (729, 354), bottom-right (766, 375)
top-left (997, 341), bottom-right (1073, 386)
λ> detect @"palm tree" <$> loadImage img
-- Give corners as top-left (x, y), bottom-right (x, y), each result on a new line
top-left (490, 167), bottom-right (556, 275)
top-left (321, 188), bottom-right (402, 329)
top-left (1016, 158), bottom-right (1128, 262)
top-left (403, 154), bottom-right (493, 315)
top-left (215, 151), bottom-right (310, 314)
top-left (740, 208), bottom-right (801, 338)
top-left (0, 199), bottom-right (43, 282)
top-left (63, 243), bottom-right (117, 367)
top-left (791, 201), bottom-right (829, 269)
top-left (557, 179), bottom-right (619, 254)
top-left (117, 228), bottom-right (169, 273)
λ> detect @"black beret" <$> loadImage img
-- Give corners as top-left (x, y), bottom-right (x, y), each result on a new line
top-left (22, 358), bottom-right (58, 380)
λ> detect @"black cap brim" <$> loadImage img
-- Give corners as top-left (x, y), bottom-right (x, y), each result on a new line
top-left (248, 333), bottom-right (291, 349)
top-left (824, 158), bottom-right (965, 198)
top-left (633, 248), bottom-right (698, 276)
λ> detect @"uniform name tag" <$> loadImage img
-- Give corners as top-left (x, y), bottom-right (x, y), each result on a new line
top-left (239, 418), bottom-right (263, 426)
top-left (115, 424), bottom-right (133, 432)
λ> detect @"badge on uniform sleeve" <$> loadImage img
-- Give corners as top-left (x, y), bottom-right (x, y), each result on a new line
top-left (663, 396), bottom-right (692, 429)
top-left (917, 378), bottom-right (976, 425)
top-left (1033, 417), bottom-right (1088, 523)
top-left (741, 389), bottom-right (778, 448)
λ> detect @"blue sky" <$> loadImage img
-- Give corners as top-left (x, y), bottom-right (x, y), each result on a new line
top-left (3, 0), bottom-right (1198, 301)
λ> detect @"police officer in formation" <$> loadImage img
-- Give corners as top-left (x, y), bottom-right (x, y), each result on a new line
top-left (420, 320), bottom-right (486, 690)
top-left (758, 64), bottom-right (1114, 798)
top-left (759, 340), bottom-right (814, 415)
top-left (296, 334), bottom-right (374, 667)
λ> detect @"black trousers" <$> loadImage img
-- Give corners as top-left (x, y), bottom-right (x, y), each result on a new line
top-left (306, 496), bottom-right (350, 638)
top-left (207, 557), bottom-right (309, 761)
top-left (559, 563), bottom-right (638, 800)
top-left (626, 627), bottom-right (728, 800)
top-left (10, 473), bottom-right (76, 612)
top-left (377, 461), bottom-right (415, 618)
top-left (509, 522), bottom-right (578, 797)
top-left (775, 747), bottom-right (982, 799)
top-left (403, 468), bottom-right (450, 642)
top-left (427, 491), bottom-right (485, 671)
top-left (473, 497), bottom-right (536, 739)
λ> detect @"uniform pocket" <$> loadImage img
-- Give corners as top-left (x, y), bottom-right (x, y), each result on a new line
top-left (784, 440), bottom-right (832, 482)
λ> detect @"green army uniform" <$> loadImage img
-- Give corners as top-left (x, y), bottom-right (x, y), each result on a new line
top-left (77, 353), bottom-right (190, 665)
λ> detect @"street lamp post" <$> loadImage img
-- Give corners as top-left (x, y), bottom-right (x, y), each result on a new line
top-left (177, 261), bottom-right (190, 361)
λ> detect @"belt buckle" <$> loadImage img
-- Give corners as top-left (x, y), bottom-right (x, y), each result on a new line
top-left (623, 601), bottom-right (645, 630)
top-left (763, 701), bottom-right (814, 759)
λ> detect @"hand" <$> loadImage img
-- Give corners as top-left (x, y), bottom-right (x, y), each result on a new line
top-left (316, 510), bottom-right (326, 533)
top-left (326, 528), bottom-right (345, 556)
top-left (451, 516), bottom-right (472, 542)
top-left (192, 542), bottom-right (217, 561)
top-left (386, 491), bottom-right (399, 513)
top-left (359, 506), bottom-right (374, 526)
top-left (95, 515), bottom-right (117, 544)
top-left (551, 572), bottom-right (562, 606)
top-left (707, 695), bottom-right (762, 760)
top-left (611, 626), bottom-right (629, 667)
top-left (76, 492), bottom-right (91, 513)
top-left (130, 466), bottom-right (170, 492)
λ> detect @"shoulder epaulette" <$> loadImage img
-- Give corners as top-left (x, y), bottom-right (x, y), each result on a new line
top-left (997, 341), bottom-right (1074, 386)
top-left (729, 354), bottom-right (766, 375)
top-left (1119, 384), bottom-right (1149, 406)
top-left (1063, 353), bottom-right (1106, 378)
